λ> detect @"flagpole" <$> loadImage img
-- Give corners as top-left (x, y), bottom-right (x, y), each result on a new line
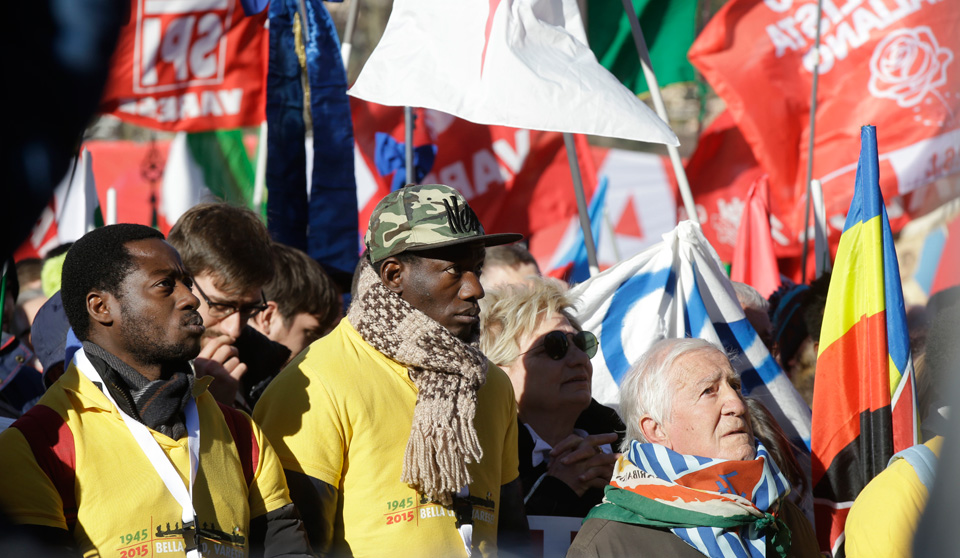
top-left (253, 120), bottom-right (268, 215)
top-left (619, 0), bottom-right (698, 225)
top-left (107, 188), bottom-right (117, 225)
top-left (801, 0), bottom-right (825, 284)
top-left (0, 261), bottom-right (7, 334)
top-left (404, 106), bottom-right (415, 185)
top-left (564, 132), bottom-right (600, 277)
top-left (812, 179), bottom-right (831, 277)
top-left (340, 0), bottom-right (361, 70)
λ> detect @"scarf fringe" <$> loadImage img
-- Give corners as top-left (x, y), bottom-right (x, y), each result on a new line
top-left (350, 261), bottom-right (487, 505)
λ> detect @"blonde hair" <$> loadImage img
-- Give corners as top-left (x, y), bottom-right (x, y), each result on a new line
top-left (479, 276), bottom-right (580, 367)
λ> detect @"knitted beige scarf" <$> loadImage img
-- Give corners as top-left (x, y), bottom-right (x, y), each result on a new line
top-left (348, 261), bottom-right (488, 506)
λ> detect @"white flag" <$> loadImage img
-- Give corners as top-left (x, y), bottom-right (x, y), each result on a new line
top-left (349, 0), bottom-right (679, 146)
top-left (161, 132), bottom-right (218, 226)
top-left (570, 221), bottom-right (812, 452)
top-left (55, 148), bottom-right (102, 243)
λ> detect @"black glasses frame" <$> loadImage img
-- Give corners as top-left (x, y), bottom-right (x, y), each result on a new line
top-left (193, 281), bottom-right (268, 320)
top-left (522, 330), bottom-right (599, 361)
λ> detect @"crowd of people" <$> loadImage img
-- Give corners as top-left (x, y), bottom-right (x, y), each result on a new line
top-left (0, 182), bottom-right (955, 558)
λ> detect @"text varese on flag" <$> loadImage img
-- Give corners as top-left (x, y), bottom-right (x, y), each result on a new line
top-left (100, 0), bottom-right (267, 131)
top-left (348, 0), bottom-right (678, 145)
top-left (811, 126), bottom-right (918, 557)
top-left (689, 0), bottom-right (960, 265)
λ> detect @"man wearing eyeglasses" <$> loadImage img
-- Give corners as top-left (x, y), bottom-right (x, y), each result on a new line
top-left (168, 203), bottom-right (291, 409)
top-left (255, 184), bottom-right (531, 557)
top-left (0, 224), bottom-right (313, 557)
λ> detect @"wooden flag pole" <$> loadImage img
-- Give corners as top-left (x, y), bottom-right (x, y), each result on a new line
top-left (619, 0), bottom-right (698, 224)
top-left (564, 132), bottom-right (600, 277)
top-left (802, 0), bottom-right (825, 284)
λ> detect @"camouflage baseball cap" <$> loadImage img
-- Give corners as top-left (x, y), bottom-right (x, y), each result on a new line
top-left (365, 184), bottom-right (522, 263)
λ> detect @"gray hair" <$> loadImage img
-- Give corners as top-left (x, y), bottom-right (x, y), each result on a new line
top-left (733, 281), bottom-right (769, 314)
top-left (619, 337), bottom-right (726, 453)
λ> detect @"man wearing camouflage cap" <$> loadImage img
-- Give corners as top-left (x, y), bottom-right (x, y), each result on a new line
top-left (255, 184), bottom-right (529, 557)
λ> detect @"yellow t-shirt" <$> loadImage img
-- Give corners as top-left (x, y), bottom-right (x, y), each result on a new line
top-left (254, 319), bottom-right (519, 558)
top-left (0, 364), bottom-right (292, 558)
top-left (845, 437), bottom-right (943, 558)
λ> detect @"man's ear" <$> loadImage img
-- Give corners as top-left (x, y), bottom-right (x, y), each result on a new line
top-left (639, 415), bottom-right (670, 447)
top-left (87, 291), bottom-right (115, 327)
top-left (379, 257), bottom-right (404, 295)
top-left (252, 301), bottom-right (280, 334)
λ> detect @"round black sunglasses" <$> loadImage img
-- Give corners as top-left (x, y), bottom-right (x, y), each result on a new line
top-left (522, 330), bottom-right (599, 360)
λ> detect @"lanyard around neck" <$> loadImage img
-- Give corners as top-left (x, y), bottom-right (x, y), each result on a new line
top-left (74, 348), bottom-right (202, 557)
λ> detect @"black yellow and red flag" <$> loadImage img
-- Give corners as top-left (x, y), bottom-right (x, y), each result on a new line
top-left (811, 125), bottom-right (918, 556)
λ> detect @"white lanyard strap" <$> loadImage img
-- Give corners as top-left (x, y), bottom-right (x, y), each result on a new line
top-left (75, 348), bottom-right (201, 557)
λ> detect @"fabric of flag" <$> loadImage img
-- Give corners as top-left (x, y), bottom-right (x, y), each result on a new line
top-left (266, 0), bottom-right (358, 280)
top-left (161, 130), bottom-right (257, 226)
top-left (373, 133), bottom-right (438, 191)
top-left (351, 99), bottom-right (680, 274)
top-left (100, 0), bottom-right (268, 132)
top-left (587, 0), bottom-right (697, 96)
top-left (348, 0), bottom-right (678, 145)
top-left (351, 100), bottom-right (600, 249)
top-left (811, 126), bottom-right (918, 557)
top-left (239, 0), bottom-right (269, 16)
top-left (682, 111), bottom-right (959, 284)
top-left (546, 176), bottom-right (609, 284)
top-left (569, 221), bottom-right (812, 457)
top-left (925, 212), bottom-right (960, 296)
top-left (689, 0), bottom-right (960, 272)
top-left (731, 175), bottom-right (781, 298)
top-left (15, 149), bottom-right (105, 260)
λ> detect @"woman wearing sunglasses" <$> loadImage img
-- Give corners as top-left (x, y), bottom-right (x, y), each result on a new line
top-left (480, 277), bottom-right (623, 519)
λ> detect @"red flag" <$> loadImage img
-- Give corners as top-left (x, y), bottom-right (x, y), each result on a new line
top-left (351, 99), bottom-right (598, 246)
top-left (684, 111), bottom-right (768, 265)
top-left (99, 0), bottom-right (267, 131)
top-left (689, 0), bottom-right (960, 279)
top-left (731, 175), bottom-right (782, 298)
top-left (686, 111), bottom-right (960, 282)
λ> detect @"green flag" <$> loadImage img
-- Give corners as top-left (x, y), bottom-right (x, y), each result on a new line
top-left (587, 0), bottom-right (697, 96)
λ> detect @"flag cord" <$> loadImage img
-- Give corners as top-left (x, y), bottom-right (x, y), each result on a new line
top-left (619, 0), bottom-right (698, 225)
top-left (801, 0), bottom-right (825, 284)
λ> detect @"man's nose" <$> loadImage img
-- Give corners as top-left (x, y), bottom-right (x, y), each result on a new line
top-left (179, 283), bottom-right (200, 309)
top-left (219, 311), bottom-right (246, 340)
top-left (460, 271), bottom-right (484, 300)
top-left (721, 384), bottom-right (747, 416)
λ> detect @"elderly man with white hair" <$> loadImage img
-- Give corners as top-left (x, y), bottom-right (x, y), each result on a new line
top-left (567, 338), bottom-right (818, 558)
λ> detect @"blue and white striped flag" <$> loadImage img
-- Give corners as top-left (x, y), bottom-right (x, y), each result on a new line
top-left (570, 221), bottom-right (811, 453)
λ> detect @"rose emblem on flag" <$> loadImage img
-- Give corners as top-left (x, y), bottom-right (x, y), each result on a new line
top-left (868, 26), bottom-right (953, 109)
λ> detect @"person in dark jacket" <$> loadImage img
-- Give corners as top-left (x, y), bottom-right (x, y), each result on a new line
top-left (167, 203), bottom-right (290, 410)
top-left (480, 277), bottom-right (621, 518)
